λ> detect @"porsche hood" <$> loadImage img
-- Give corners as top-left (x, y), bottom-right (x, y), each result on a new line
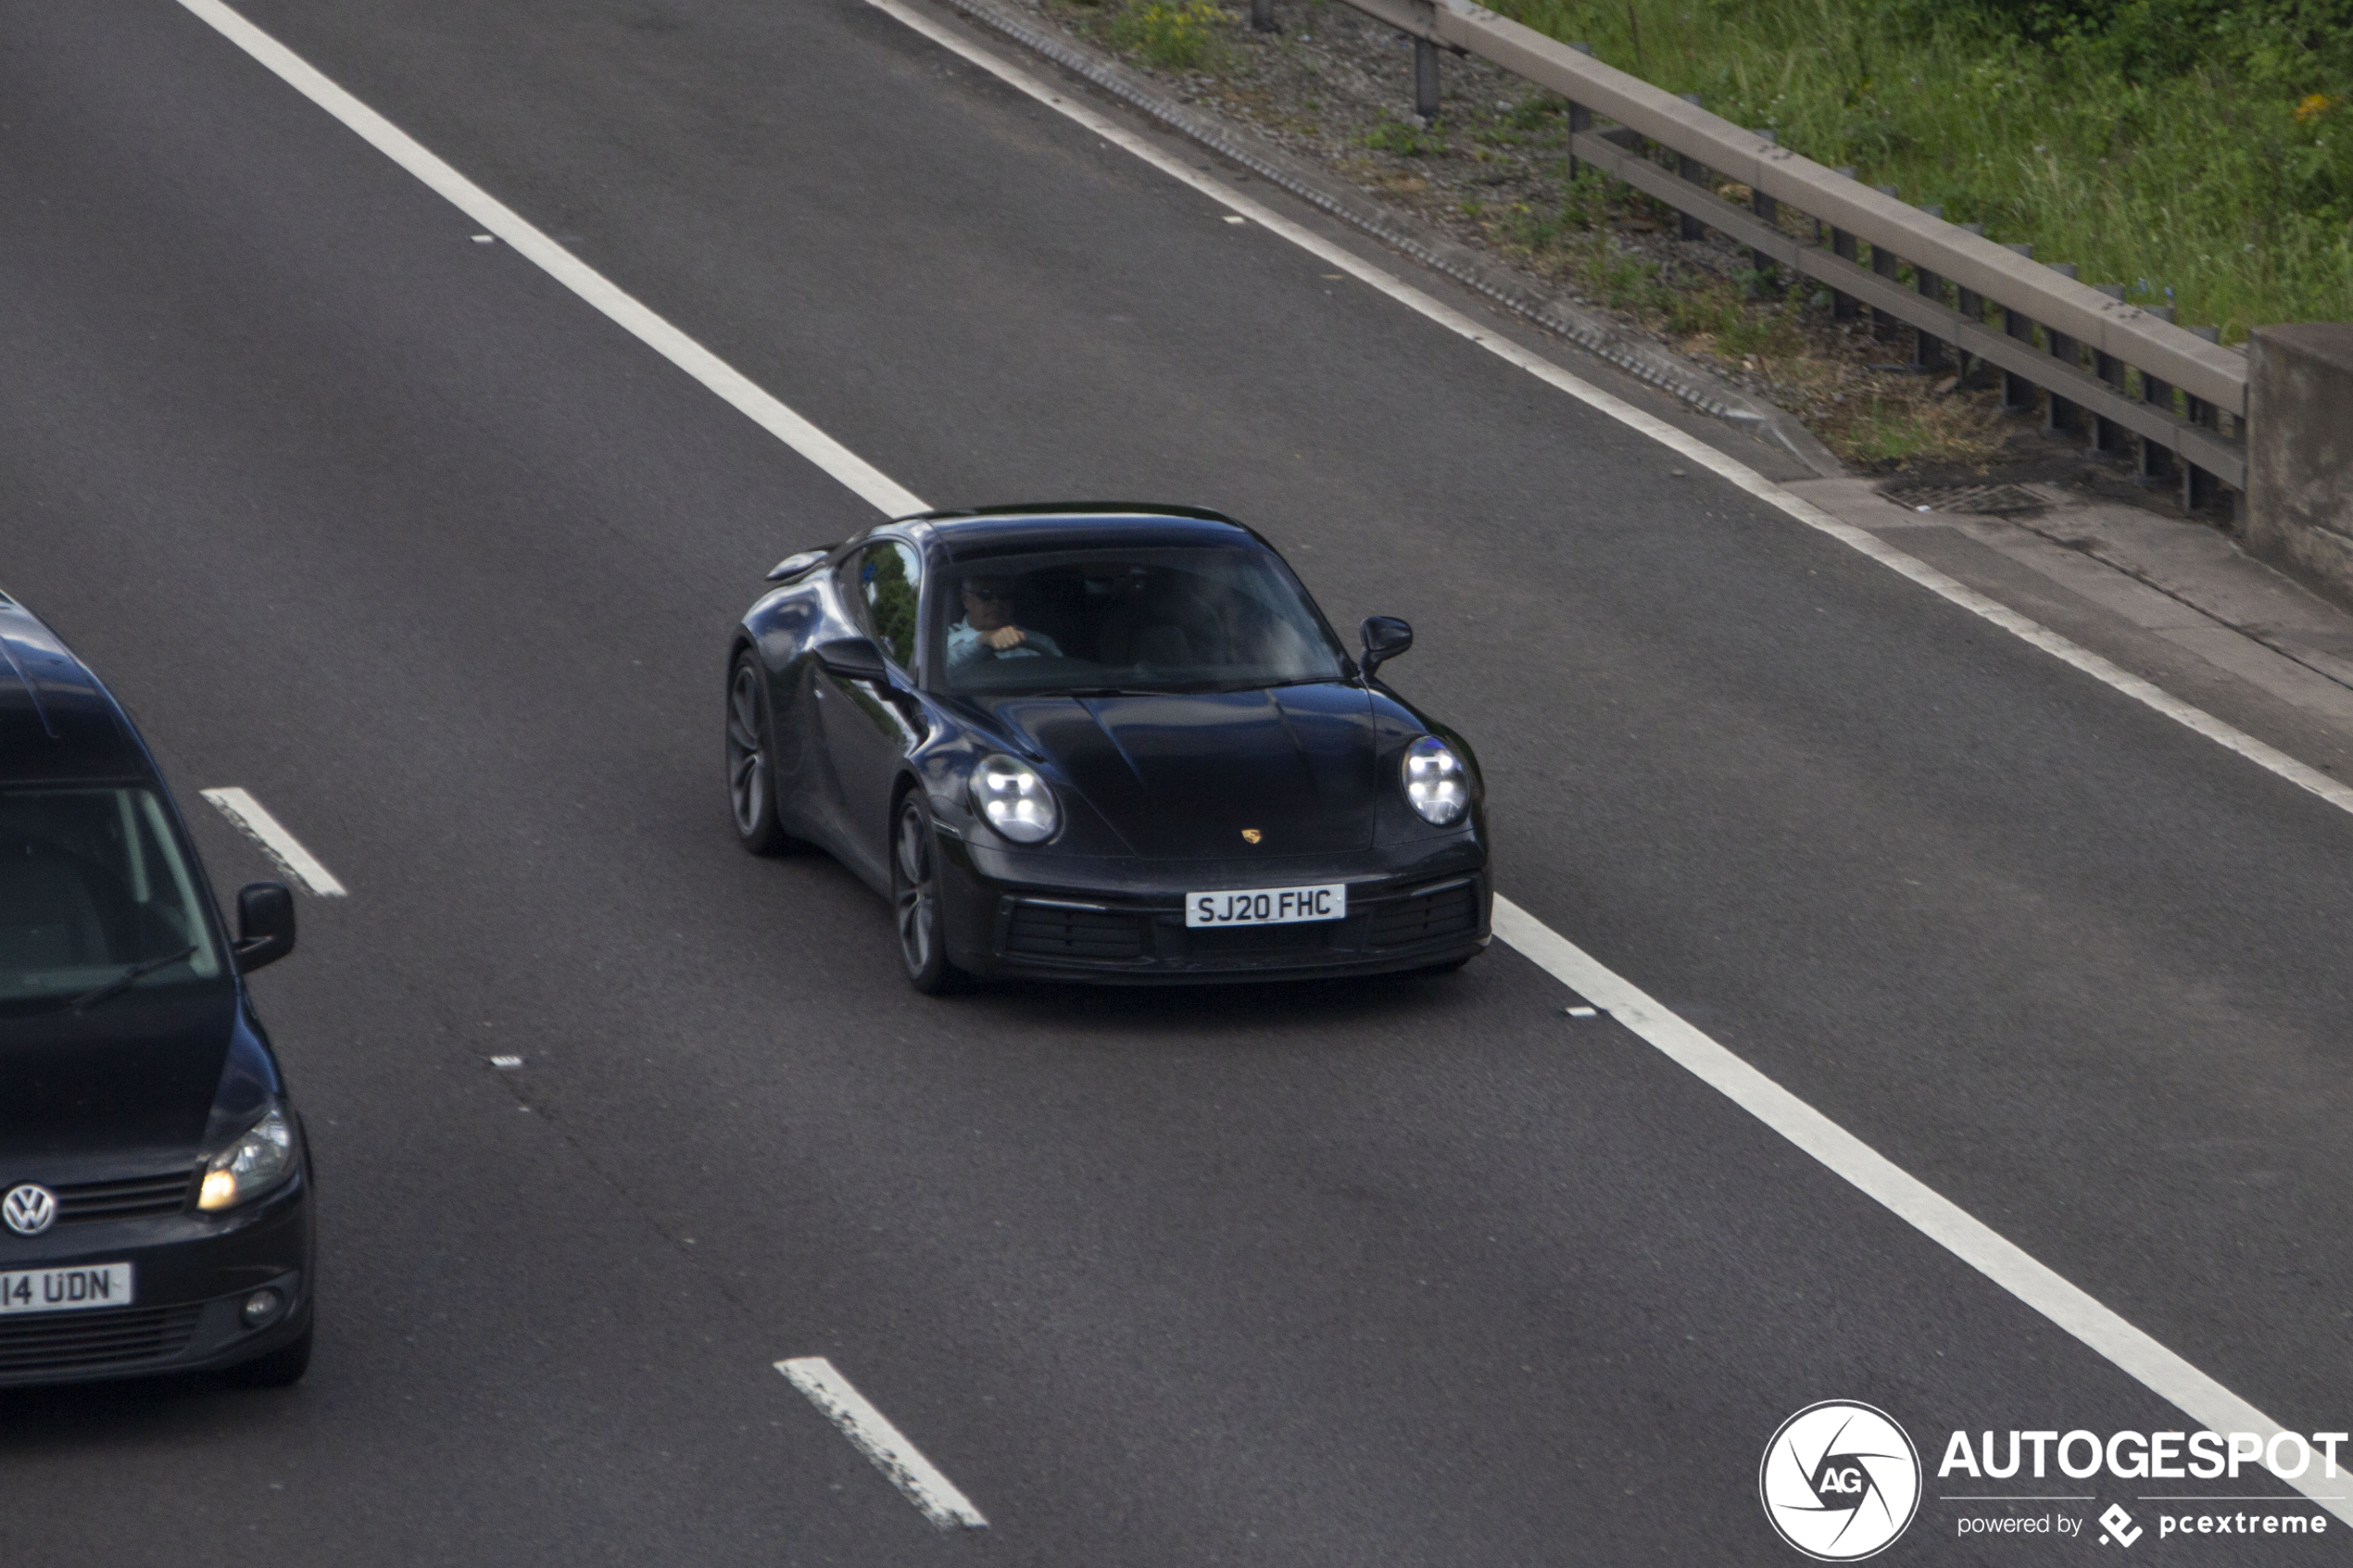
top-left (984, 684), bottom-right (1379, 857)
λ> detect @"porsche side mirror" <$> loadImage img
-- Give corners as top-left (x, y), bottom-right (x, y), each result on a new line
top-left (1359, 616), bottom-right (1413, 682)
top-left (815, 636), bottom-right (889, 682)
top-left (766, 546), bottom-right (835, 583)
top-left (233, 882), bottom-right (296, 973)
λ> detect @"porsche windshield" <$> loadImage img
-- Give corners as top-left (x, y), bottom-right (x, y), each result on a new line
top-left (0, 786), bottom-right (228, 1011)
top-left (936, 546), bottom-right (1349, 695)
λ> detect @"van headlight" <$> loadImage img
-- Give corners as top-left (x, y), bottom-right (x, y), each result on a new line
top-left (972, 756), bottom-right (1060, 843)
top-left (1402, 735), bottom-right (1470, 825)
top-left (198, 1108), bottom-right (295, 1210)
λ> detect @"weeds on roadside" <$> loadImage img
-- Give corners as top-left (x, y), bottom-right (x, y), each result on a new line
top-left (1362, 115), bottom-right (1448, 155)
top-left (1110, 0), bottom-right (1227, 68)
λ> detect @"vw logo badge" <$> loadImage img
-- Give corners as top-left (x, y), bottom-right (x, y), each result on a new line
top-left (3, 1184), bottom-right (58, 1236)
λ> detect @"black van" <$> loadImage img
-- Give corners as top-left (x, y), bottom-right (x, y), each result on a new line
top-left (0, 590), bottom-right (313, 1386)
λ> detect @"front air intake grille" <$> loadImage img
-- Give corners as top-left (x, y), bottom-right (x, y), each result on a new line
top-left (0, 1303), bottom-right (203, 1375)
top-left (55, 1172), bottom-right (196, 1223)
top-left (1368, 881), bottom-right (1479, 947)
top-left (1005, 903), bottom-right (1148, 961)
top-left (1183, 922), bottom-right (1327, 958)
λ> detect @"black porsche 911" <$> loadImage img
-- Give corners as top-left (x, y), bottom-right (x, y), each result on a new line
top-left (725, 504), bottom-right (1490, 990)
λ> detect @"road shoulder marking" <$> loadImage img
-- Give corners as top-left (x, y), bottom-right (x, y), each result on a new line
top-left (1492, 895), bottom-right (2350, 1526)
top-left (200, 786), bottom-right (347, 897)
top-left (776, 1357), bottom-right (988, 1530)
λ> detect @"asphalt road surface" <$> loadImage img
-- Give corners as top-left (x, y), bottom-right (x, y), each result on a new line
top-left (4, 2), bottom-right (2350, 1563)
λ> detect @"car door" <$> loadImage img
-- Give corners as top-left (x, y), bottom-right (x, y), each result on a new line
top-left (816, 538), bottom-right (926, 888)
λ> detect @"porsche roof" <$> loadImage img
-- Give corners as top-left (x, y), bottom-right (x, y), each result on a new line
top-left (907, 504), bottom-right (1269, 562)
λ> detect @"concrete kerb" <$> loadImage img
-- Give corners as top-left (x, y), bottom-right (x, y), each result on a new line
top-left (931, 0), bottom-right (1843, 476)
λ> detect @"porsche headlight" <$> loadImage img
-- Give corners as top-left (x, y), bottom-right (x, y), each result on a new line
top-left (198, 1107), bottom-right (295, 1211)
top-left (972, 755), bottom-right (1060, 844)
top-left (1402, 735), bottom-right (1470, 826)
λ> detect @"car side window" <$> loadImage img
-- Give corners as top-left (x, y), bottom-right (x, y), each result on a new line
top-left (851, 541), bottom-right (922, 670)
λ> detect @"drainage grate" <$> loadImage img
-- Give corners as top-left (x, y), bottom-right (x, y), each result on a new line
top-left (1880, 482), bottom-right (2046, 516)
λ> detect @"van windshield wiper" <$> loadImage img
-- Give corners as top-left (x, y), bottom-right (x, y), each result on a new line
top-left (67, 946), bottom-right (197, 1014)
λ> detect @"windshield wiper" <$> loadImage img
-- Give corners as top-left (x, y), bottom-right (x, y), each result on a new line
top-left (67, 946), bottom-right (197, 1014)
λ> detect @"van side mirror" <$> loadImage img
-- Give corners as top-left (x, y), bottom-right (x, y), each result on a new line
top-left (233, 883), bottom-right (296, 973)
top-left (815, 636), bottom-right (889, 682)
top-left (1359, 616), bottom-right (1413, 682)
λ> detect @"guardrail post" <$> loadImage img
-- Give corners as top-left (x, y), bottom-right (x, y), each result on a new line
top-left (1954, 223), bottom-right (1986, 384)
top-left (2090, 283), bottom-right (2131, 453)
top-left (1564, 42), bottom-right (1592, 182)
top-left (1999, 245), bottom-right (2035, 410)
top-left (2183, 325), bottom-right (2222, 510)
top-left (1868, 186), bottom-right (1901, 340)
top-left (2044, 261), bottom-right (2082, 433)
top-left (1748, 131), bottom-right (1780, 294)
top-left (1828, 168), bottom-right (1858, 320)
top-left (1911, 206), bottom-right (1949, 371)
top-left (2136, 305), bottom-right (2178, 483)
top-left (1676, 94), bottom-right (1705, 241)
top-left (1414, 36), bottom-right (1441, 122)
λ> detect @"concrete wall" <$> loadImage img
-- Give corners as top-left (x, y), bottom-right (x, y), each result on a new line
top-left (2246, 324), bottom-right (2353, 611)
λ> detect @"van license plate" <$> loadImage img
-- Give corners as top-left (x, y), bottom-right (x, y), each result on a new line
top-left (1186, 884), bottom-right (1348, 927)
top-left (0, 1263), bottom-right (133, 1314)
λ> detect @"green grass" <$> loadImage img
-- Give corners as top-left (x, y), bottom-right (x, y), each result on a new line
top-left (1484, 0), bottom-right (2353, 337)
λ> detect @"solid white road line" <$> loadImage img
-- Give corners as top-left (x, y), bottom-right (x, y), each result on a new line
top-left (860, 0), bottom-right (2353, 827)
top-left (173, 0), bottom-right (928, 521)
top-left (199, 787), bottom-right (348, 897)
top-left (172, 0), bottom-right (2344, 1516)
top-left (1493, 895), bottom-right (2352, 1525)
top-left (776, 1357), bottom-right (988, 1530)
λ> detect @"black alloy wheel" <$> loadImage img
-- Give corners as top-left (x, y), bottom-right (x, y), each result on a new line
top-left (892, 794), bottom-right (963, 994)
top-left (726, 655), bottom-right (795, 855)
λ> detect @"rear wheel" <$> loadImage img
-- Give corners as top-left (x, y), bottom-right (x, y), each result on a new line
top-left (726, 654), bottom-right (797, 855)
top-left (892, 795), bottom-right (966, 994)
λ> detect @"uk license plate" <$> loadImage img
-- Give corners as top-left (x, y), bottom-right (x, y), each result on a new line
top-left (0, 1263), bottom-right (134, 1314)
top-left (1186, 883), bottom-right (1348, 928)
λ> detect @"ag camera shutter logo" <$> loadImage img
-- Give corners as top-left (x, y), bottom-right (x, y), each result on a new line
top-left (1760, 1400), bottom-right (1922, 1561)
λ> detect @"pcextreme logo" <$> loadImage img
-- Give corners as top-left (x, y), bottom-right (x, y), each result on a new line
top-left (1760, 1401), bottom-right (1924, 1562)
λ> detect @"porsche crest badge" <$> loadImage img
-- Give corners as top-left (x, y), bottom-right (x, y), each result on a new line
top-left (1240, 828), bottom-right (1263, 844)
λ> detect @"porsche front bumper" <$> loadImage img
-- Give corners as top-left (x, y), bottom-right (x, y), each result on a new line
top-left (935, 834), bottom-right (1491, 983)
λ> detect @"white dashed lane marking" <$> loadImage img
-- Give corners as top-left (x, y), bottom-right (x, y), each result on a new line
top-left (777, 1358), bottom-right (988, 1530)
top-left (199, 786), bottom-right (347, 897)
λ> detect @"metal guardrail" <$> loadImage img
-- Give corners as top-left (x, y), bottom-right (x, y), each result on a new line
top-left (1333, 0), bottom-right (2248, 500)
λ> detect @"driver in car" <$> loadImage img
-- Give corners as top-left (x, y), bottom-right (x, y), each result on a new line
top-left (949, 575), bottom-right (1062, 669)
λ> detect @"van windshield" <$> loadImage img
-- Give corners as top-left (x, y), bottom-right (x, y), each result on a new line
top-left (936, 546), bottom-right (1350, 696)
top-left (0, 787), bottom-right (228, 1011)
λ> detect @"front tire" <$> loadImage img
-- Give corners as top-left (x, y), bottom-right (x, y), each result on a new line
top-left (892, 795), bottom-right (966, 994)
top-left (726, 654), bottom-right (797, 856)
